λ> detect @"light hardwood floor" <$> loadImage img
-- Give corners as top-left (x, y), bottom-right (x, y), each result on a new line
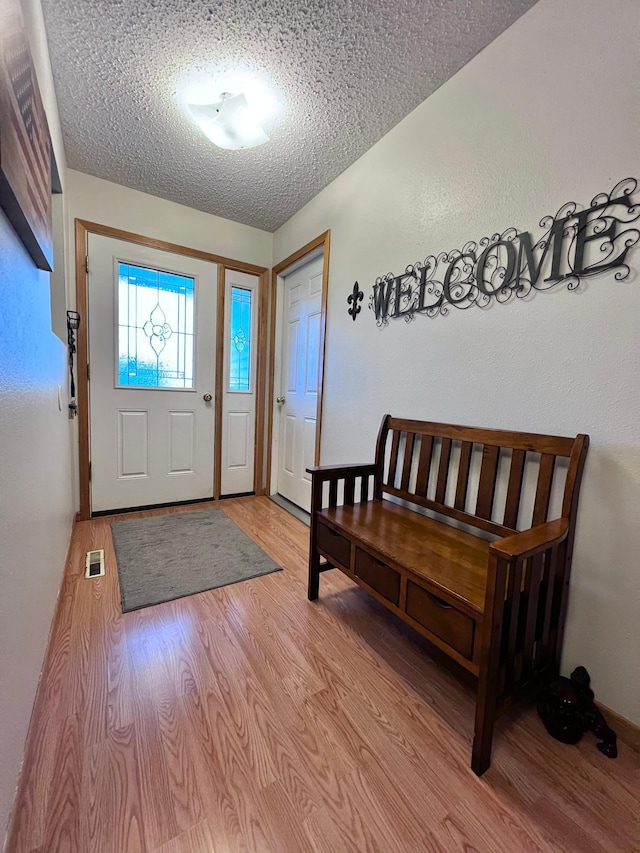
top-left (7, 497), bottom-right (640, 853)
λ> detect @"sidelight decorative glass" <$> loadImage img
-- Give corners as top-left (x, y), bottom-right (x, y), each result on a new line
top-left (229, 286), bottom-right (252, 391)
top-left (117, 262), bottom-right (195, 389)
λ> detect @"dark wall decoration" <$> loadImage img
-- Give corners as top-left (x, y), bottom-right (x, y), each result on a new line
top-left (538, 666), bottom-right (617, 759)
top-left (347, 281), bottom-right (364, 321)
top-left (0, 0), bottom-right (53, 270)
top-left (347, 178), bottom-right (639, 326)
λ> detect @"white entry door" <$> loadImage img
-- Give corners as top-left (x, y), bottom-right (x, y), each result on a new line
top-left (276, 254), bottom-right (324, 511)
top-left (221, 269), bottom-right (259, 495)
top-left (88, 234), bottom-right (217, 512)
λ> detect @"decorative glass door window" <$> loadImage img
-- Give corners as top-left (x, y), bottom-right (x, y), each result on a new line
top-left (229, 286), bottom-right (252, 391)
top-left (117, 262), bottom-right (195, 389)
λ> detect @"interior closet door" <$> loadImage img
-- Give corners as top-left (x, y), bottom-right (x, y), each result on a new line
top-left (276, 253), bottom-right (324, 511)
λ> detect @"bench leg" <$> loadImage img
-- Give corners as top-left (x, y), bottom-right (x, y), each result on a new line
top-left (308, 545), bottom-right (321, 600)
top-left (472, 694), bottom-right (496, 776)
top-left (308, 564), bottom-right (320, 600)
top-left (472, 552), bottom-right (505, 776)
top-left (473, 644), bottom-right (501, 775)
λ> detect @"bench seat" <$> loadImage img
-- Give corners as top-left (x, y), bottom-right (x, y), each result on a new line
top-left (318, 499), bottom-right (489, 616)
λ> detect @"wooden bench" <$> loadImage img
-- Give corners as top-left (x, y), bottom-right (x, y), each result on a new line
top-left (307, 415), bottom-right (589, 775)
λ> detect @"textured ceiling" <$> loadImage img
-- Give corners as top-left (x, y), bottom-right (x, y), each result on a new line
top-left (42, 0), bottom-right (538, 232)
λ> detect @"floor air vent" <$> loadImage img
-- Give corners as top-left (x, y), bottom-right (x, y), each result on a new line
top-left (85, 549), bottom-right (105, 578)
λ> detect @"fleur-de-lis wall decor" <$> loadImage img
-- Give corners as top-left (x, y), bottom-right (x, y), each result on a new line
top-left (347, 281), bottom-right (364, 321)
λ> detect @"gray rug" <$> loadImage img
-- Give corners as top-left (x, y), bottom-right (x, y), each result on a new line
top-left (111, 508), bottom-right (282, 612)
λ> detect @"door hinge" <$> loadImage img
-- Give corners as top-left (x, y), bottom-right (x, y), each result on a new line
top-left (87, 363), bottom-right (90, 381)
top-left (85, 255), bottom-right (89, 274)
top-left (88, 461), bottom-right (92, 482)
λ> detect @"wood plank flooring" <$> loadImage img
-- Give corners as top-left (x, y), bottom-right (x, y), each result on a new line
top-left (7, 497), bottom-right (640, 853)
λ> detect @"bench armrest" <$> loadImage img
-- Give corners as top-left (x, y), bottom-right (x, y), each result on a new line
top-left (306, 463), bottom-right (377, 478)
top-left (307, 463), bottom-right (378, 513)
top-left (490, 518), bottom-right (569, 562)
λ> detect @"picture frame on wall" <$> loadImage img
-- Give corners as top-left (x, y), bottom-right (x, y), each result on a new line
top-left (0, 0), bottom-right (53, 271)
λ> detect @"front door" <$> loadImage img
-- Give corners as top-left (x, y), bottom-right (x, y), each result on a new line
top-left (88, 234), bottom-right (217, 512)
top-left (276, 253), bottom-right (324, 511)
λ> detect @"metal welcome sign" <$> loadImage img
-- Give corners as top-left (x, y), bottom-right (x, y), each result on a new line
top-left (347, 178), bottom-right (639, 325)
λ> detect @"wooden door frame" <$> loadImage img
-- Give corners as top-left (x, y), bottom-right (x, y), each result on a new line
top-left (267, 230), bottom-right (331, 496)
top-left (74, 218), bottom-right (269, 520)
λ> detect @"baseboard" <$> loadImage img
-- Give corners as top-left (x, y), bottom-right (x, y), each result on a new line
top-left (597, 702), bottom-right (640, 753)
top-left (4, 515), bottom-right (77, 853)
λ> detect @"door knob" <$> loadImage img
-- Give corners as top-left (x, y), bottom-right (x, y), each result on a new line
top-left (276, 396), bottom-right (286, 404)
top-left (203, 393), bottom-right (212, 402)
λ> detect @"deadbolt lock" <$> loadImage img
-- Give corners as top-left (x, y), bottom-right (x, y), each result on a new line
top-left (203, 393), bottom-right (213, 402)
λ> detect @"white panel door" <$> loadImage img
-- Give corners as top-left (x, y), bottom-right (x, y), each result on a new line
top-left (88, 234), bottom-right (217, 512)
top-left (277, 254), bottom-right (323, 511)
top-left (221, 269), bottom-right (259, 495)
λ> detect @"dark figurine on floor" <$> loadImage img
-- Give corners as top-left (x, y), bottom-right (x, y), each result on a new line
top-left (537, 666), bottom-right (617, 758)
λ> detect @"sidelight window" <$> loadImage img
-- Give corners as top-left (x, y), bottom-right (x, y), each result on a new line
top-left (229, 286), bottom-right (252, 391)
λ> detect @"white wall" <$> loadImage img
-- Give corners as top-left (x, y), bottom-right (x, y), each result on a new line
top-left (274, 0), bottom-right (640, 725)
top-left (66, 169), bottom-right (273, 269)
top-left (0, 1), bottom-right (74, 845)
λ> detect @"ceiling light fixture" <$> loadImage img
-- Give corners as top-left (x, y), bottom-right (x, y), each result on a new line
top-left (188, 92), bottom-right (269, 150)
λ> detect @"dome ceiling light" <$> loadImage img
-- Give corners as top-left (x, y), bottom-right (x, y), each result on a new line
top-left (188, 91), bottom-right (269, 151)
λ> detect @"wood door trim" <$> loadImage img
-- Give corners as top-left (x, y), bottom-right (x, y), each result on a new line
top-left (214, 264), bottom-right (225, 500)
top-left (75, 219), bottom-right (269, 519)
top-left (266, 230), bottom-right (330, 494)
top-left (254, 269), bottom-right (270, 495)
top-left (76, 219), bottom-right (91, 520)
top-left (76, 219), bottom-right (268, 275)
top-left (316, 232), bottom-right (331, 466)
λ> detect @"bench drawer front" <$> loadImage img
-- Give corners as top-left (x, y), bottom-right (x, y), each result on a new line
top-left (406, 581), bottom-right (474, 659)
top-left (317, 522), bottom-right (351, 568)
top-left (354, 549), bottom-right (401, 607)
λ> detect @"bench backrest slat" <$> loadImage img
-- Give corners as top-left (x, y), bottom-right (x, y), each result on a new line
top-left (388, 430), bottom-right (401, 487)
top-left (476, 445), bottom-right (500, 520)
top-left (375, 415), bottom-right (586, 536)
top-left (532, 454), bottom-right (556, 526)
top-left (415, 434), bottom-right (434, 495)
top-left (434, 437), bottom-right (452, 503)
top-left (454, 441), bottom-right (473, 511)
top-left (503, 448), bottom-right (526, 529)
top-left (401, 432), bottom-right (416, 492)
